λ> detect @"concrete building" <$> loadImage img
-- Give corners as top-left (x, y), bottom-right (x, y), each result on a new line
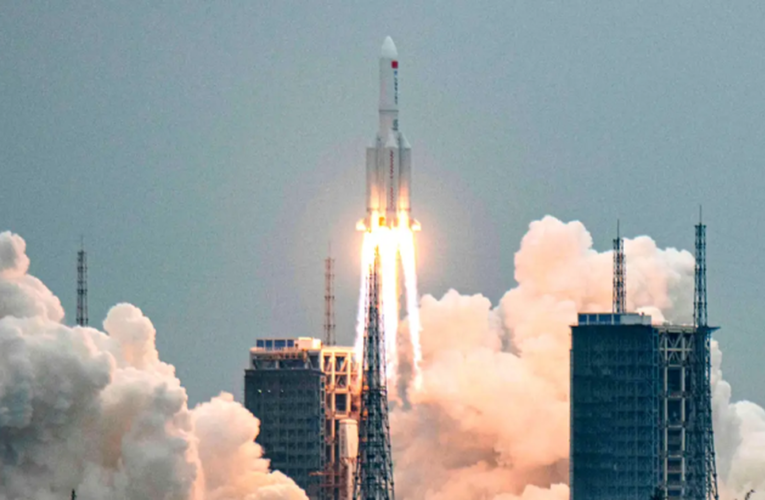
top-left (244, 338), bottom-right (360, 500)
top-left (571, 313), bottom-right (661, 500)
top-left (570, 313), bottom-right (715, 500)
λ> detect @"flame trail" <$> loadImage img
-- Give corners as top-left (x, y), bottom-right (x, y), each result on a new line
top-left (355, 212), bottom-right (422, 391)
top-left (379, 228), bottom-right (400, 381)
top-left (355, 231), bottom-right (376, 359)
top-left (398, 226), bottom-right (422, 388)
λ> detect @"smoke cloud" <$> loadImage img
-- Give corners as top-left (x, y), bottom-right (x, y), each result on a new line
top-left (392, 216), bottom-right (765, 500)
top-left (4, 215), bottom-right (764, 500)
top-left (0, 231), bottom-right (307, 500)
top-left (712, 342), bottom-right (765, 500)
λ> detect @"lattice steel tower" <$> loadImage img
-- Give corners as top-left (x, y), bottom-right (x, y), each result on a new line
top-left (76, 239), bottom-right (88, 327)
top-left (72, 238), bottom-right (88, 500)
top-left (613, 220), bottom-right (626, 314)
top-left (693, 209), bottom-right (719, 500)
top-left (324, 244), bottom-right (336, 346)
top-left (354, 251), bottom-right (395, 500)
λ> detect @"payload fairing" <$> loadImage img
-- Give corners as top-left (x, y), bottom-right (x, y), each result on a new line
top-left (358, 36), bottom-right (420, 231)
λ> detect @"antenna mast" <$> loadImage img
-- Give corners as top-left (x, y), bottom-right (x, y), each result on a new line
top-left (694, 207), bottom-right (719, 500)
top-left (694, 207), bottom-right (708, 329)
top-left (612, 220), bottom-right (626, 314)
top-left (324, 243), bottom-right (336, 346)
top-left (76, 237), bottom-right (88, 327)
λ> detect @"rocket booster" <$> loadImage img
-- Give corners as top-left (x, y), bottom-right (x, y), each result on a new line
top-left (359, 36), bottom-right (419, 231)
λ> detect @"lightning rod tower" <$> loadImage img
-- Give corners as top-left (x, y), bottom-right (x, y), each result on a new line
top-left (354, 250), bottom-right (395, 500)
top-left (324, 244), bottom-right (336, 346)
top-left (76, 238), bottom-right (88, 327)
top-left (612, 220), bottom-right (626, 314)
top-left (73, 236), bottom-right (86, 500)
top-left (693, 208), bottom-right (719, 500)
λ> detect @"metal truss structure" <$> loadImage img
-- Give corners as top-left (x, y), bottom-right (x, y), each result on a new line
top-left (571, 217), bottom-right (720, 500)
top-left (354, 251), bottom-right (395, 500)
top-left (692, 214), bottom-right (719, 500)
top-left (613, 221), bottom-right (626, 314)
top-left (76, 241), bottom-right (88, 327)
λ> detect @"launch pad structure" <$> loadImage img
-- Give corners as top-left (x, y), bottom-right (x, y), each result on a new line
top-left (570, 219), bottom-right (719, 500)
top-left (692, 216), bottom-right (719, 500)
top-left (354, 251), bottom-right (395, 500)
top-left (246, 35), bottom-right (408, 500)
top-left (244, 338), bottom-right (361, 500)
top-left (243, 248), bottom-right (399, 500)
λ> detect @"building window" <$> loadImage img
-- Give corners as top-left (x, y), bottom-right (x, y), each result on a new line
top-left (335, 394), bottom-right (347, 412)
top-left (667, 368), bottom-right (682, 393)
top-left (668, 400), bottom-right (683, 423)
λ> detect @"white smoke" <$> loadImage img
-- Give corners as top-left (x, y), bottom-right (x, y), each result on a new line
top-left (6, 214), bottom-right (764, 500)
top-left (0, 232), bottom-right (65, 321)
top-left (0, 231), bottom-right (307, 500)
top-left (712, 342), bottom-right (765, 500)
top-left (392, 216), bottom-right (764, 500)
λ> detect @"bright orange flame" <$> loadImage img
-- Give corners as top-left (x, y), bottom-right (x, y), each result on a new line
top-left (355, 211), bottom-right (422, 392)
top-left (398, 225), bottom-right (422, 389)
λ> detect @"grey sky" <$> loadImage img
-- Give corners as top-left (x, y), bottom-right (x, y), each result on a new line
top-left (2, 2), bottom-right (764, 407)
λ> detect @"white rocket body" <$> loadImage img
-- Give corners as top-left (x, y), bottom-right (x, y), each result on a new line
top-left (360, 36), bottom-right (419, 231)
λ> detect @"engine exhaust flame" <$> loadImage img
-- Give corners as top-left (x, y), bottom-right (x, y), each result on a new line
top-left (355, 211), bottom-right (422, 392)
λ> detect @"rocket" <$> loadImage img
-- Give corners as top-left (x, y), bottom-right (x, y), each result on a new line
top-left (358, 36), bottom-right (420, 232)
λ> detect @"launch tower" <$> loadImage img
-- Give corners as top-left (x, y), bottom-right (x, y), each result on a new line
top-left (570, 220), bottom-right (720, 500)
top-left (354, 252), bottom-right (395, 500)
top-left (692, 211), bottom-right (719, 500)
top-left (244, 338), bottom-right (361, 500)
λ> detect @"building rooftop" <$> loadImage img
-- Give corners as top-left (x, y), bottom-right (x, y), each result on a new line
top-left (577, 312), bottom-right (652, 326)
top-left (251, 337), bottom-right (322, 353)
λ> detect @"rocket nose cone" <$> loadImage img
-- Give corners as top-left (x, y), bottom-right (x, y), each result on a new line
top-left (381, 36), bottom-right (398, 59)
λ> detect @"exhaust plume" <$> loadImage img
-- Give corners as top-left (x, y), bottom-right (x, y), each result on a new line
top-left (0, 231), bottom-right (307, 500)
top-left (355, 217), bottom-right (422, 395)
